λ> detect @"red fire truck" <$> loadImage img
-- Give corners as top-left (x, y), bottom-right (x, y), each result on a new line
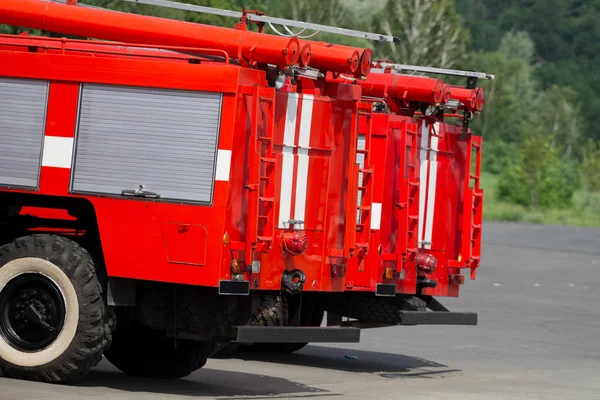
top-left (0, 0), bottom-right (491, 383)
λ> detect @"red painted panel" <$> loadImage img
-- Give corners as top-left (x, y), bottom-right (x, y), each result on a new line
top-left (162, 223), bottom-right (208, 266)
top-left (0, 51), bottom-right (241, 94)
top-left (45, 82), bottom-right (79, 138)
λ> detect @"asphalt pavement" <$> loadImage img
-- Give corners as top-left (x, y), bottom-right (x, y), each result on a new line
top-left (1, 221), bottom-right (599, 399)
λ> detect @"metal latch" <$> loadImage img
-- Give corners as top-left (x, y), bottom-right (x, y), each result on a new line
top-left (121, 184), bottom-right (161, 198)
top-left (284, 219), bottom-right (304, 225)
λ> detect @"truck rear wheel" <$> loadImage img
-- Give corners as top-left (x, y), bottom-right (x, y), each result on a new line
top-left (209, 292), bottom-right (288, 357)
top-left (0, 234), bottom-right (112, 383)
top-left (241, 295), bottom-right (324, 354)
top-left (103, 308), bottom-right (209, 379)
top-left (324, 294), bottom-right (428, 324)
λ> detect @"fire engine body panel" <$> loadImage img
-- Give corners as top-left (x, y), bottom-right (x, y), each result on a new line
top-left (0, 37), bottom-right (481, 297)
top-left (0, 0), bottom-right (489, 384)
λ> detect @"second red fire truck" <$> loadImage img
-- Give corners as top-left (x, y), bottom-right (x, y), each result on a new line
top-left (0, 0), bottom-right (490, 383)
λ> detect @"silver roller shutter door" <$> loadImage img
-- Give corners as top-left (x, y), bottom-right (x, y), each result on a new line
top-left (72, 84), bottom-right (222, 203)
top-left (0, 77), bottom-right (48, 188)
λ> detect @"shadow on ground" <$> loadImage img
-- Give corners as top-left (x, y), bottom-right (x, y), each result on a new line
top-left (67, 347), bottom-right (457, 399)
top-left (222, 345), bottom-right (461, 378)
top-left (76, 362), bottom-right (330, 399)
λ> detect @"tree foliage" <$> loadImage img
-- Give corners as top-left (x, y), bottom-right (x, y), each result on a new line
top-left (581, 139), bottom-right (600, 196)
top-left (455, 0), bottom-right (600, 141)
top-left (498, 128), bottom-right (579, 209)
top-left (370, 0), bottom-right (470, 67)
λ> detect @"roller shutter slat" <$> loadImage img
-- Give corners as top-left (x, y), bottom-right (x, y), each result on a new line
top-left (0, 77), bottom-right (47, 188)
top-left (72, 84), bottom-right (222, 203)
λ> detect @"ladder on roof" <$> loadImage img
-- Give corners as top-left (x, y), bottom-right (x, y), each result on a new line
top-left (373, 62), bottom-right (495, 89)
top-left (117, 0), bottom-right (399, 43)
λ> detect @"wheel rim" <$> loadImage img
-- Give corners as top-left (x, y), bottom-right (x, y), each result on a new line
top-left (0, 273), bottom-right (66, 352)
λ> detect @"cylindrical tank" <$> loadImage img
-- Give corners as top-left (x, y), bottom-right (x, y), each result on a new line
top-left (0, 0), bottom-right (301, 67)
top-left (359, 72), bottom-right (449, 105)
top-left (449, 86), bottom-right (485, 112)
top-left (300, 41), bottom-right (372, 77)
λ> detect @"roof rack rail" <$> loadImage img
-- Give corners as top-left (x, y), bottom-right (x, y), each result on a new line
top-left (374, 62), bottom-right (495, 80)
top-left (118, 0), bottom-right (399, 43)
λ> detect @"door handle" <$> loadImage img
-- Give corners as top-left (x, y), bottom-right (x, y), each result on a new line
top-left (122, 184), bottom-right (161, 198)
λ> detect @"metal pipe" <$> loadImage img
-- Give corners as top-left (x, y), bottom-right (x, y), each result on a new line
top-left (449, 86), bottom-right (485, 112)
top-left (299, 41), bottom-right (374, 77)
top-left (0, 0), bottom-right (301, 67)
top-left (359, 72), bottom-right (449, 105)
top-left (298, 41), bottom-right (360, 76)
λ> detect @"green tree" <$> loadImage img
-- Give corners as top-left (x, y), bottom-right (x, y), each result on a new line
top-left (469, 52), bottom-right (536, 144)
top-left (258, 0), bottom-right (368, 47)
top-left (369, 0), bottom-right (471, 67)
top-left (535, 85), bottom-right (583, 158)
top-left (499, 30), bottom-right (534, 64)
top-left (498, 127), bottom-right (579, 209)
top-left (580, 139), bottom-right (600, 207)
top-left (455, 0), bottom-right (600, 141)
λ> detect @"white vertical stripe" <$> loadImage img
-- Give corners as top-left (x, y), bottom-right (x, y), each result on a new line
top-left (41, 136), bottom-right (74, 169)
top-left (278, 147), bottom-right (294, 228)
top-left (294, 148), bottom-right (309, 228)
top-left (424, 123), bottom-right (439, 249)
top-left (370, 202), bottom-right (382, 230)
top-left (279, 92), bottom-right (299, 228)
top-left (298, 94), bottom-right (313, 148)
top-left (418, 122), bottom-right (429, 247)
top-left (215, 149), bottom-right (232, 181)
top-left (290, 95), bottom-right (314, 229)
top-left (284, 93), bottom-right (299, 146)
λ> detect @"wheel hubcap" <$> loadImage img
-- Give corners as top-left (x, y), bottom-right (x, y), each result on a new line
top-left (0, 273), bottom-right (66, 352)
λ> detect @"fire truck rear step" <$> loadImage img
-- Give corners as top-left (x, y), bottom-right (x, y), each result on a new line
top-left (234, 326), bottom-right (361, 344)
top-left (335, 311), bottom-right (477, 328)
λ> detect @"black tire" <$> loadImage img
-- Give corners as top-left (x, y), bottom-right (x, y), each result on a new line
top-left (248, 293), bottom-right (289, 327)
top-left (244, 296), bottom-right (324, 354)
top-left (403, 295), bottom-right (428, 311)
top-left (0, 234), bottom-right (112, 383)
top-left (324, 294), bottom-right (429, 325)
top-left (103, 308), bottom-right (209, 379)
top-left (210, 293), bottom-right (288, 357)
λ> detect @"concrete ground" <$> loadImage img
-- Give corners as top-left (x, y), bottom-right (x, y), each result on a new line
top-left (1, 221), bottom-right (599, 399)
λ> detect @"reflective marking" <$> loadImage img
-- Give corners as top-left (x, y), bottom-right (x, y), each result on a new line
top-left (423, 123), bottom-right (439, 249)
top-left (294, 148), bottom-right (309, 227)
top-left (291, 95), bottom-right (314, 228)
top-left (298, 94), bottom-right (313, 148)
top-left (418, 122), bottom-right (429, 246)
top-left (279, 147), bottom-right (294, 228)
top-left (371, 202), bottom-right (382, 230)
top-left (215, 149), bottom-right (231, 181)
top-left (41, 136), bottom-right (73, 169)
top-left (284, 93), bottom-right (299, 146)
top-left (279, 93), bottom-right (299, 228)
